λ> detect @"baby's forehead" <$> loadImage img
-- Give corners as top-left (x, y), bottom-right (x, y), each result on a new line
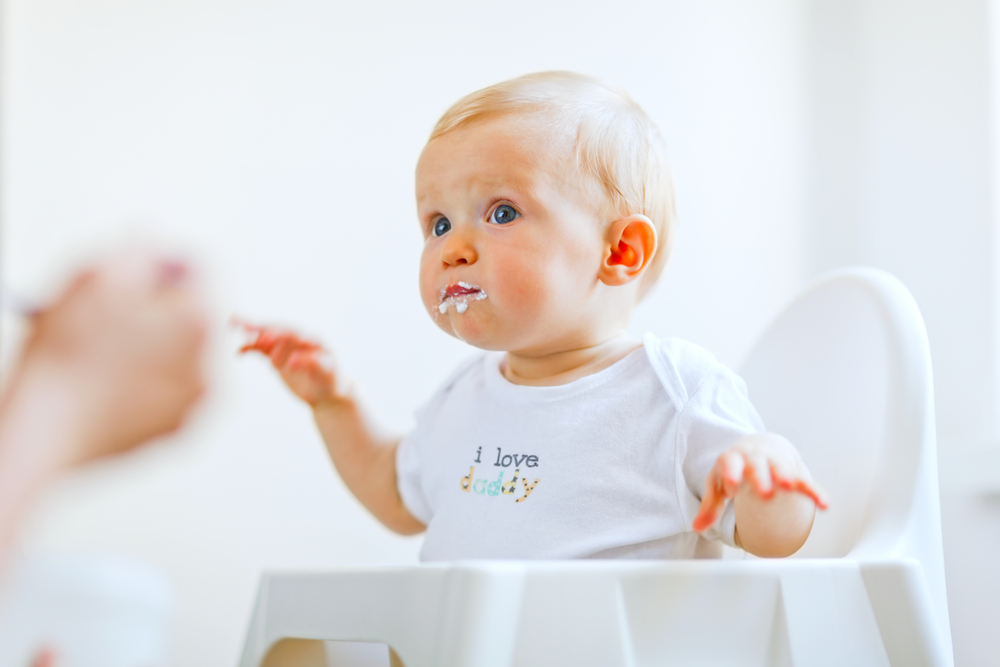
top-left (415, 113), bottom-right (586, 199)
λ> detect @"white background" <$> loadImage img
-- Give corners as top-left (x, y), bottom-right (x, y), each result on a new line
top-left (0, 0), bottom-right (996, 665)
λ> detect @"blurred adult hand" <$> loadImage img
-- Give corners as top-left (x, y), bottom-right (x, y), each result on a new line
top-left (0, 249), bottom-right (208, 573)
top-left (11, 252), bottom-right (208, 467)
top-left (29, 649), bottom-right (53, 667)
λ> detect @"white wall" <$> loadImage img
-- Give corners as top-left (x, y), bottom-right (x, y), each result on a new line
top-left (805, 0), bottom-right (997, 446)
top-left (0, 1), bottom-right (810, 664)
top-left (803, 2), bottom-right (1000, 664)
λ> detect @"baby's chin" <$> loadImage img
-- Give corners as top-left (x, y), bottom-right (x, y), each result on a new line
top-left (427, 305), bottom-right (510, 351)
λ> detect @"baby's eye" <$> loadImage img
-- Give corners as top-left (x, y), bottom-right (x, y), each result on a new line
top-left (433, 217), bottom-right (451, 237)
top-left (489, 204), bottom-right (520, 225)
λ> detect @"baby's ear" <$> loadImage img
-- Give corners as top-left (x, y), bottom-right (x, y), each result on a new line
top-left (598, 214), bottom-right (657, 287)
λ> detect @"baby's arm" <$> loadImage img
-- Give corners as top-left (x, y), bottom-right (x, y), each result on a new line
top-left (692, 433), bottom-right (827, 557)
top-left (238, 323), bottom-right (424, 535)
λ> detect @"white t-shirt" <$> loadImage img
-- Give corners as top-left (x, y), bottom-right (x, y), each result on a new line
top-left (396, 333), bottom-right (765, 561)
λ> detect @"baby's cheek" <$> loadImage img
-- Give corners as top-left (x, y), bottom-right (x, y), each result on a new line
top-left (498, 261), bottom-right (549, 309)
top-left (417, 256), bottom-right (439, 309)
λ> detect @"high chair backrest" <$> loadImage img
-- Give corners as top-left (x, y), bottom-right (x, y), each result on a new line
top-left (739, 267), bottom-right (950, 651)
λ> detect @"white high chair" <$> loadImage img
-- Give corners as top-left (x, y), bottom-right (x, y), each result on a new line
top-left (238, 267), bottom-right (953, 667)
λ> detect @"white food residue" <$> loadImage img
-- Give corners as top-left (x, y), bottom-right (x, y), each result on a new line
top-left (438, 283), bottom-right (488, 315)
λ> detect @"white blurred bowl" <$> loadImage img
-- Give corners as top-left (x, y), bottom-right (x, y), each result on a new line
top-left (0, 553), bottom-right (174, 667)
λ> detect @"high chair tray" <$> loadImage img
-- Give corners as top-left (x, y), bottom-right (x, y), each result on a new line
top-left (238, 559), bottom-right (949, 667)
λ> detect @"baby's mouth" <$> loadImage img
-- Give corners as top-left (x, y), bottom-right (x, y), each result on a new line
top-left (439, 281), bottom-right (487, 314)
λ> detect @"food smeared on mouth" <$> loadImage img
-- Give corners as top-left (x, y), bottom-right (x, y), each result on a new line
top-left (438, 281), bottom-right (487, 315)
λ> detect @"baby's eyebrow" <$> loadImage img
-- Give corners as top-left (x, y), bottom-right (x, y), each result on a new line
top-left (415, 173), bottom-right (542, 213)
top-left (468, 173), bottom-right (533, 192)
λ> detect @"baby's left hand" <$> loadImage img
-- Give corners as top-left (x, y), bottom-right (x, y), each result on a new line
top-left (692, 434), bottom-right (828, 533)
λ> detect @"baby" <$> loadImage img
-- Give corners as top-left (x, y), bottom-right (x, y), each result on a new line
top-left (240, 72), bottom-right (827, 560)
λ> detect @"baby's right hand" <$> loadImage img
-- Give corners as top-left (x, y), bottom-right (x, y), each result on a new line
top-left (235, 320), bottom-right (339, 407)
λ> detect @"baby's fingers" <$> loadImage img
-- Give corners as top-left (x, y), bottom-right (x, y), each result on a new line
top-left (268, 334), bottom-right (322, 367)
top-left (770, 461), bottom-right (829, 510)
top-left (692, 477), bottom-right (726, 532)
top-left (268, 336), bottom-right (300, 369)
top-left (718, 450), bottom-right (746, 495)
top-left (793, 478), bottom-right (829, 510)
top-left (744, 453), bottom-right (774, 499)
top-left (237, 325), bottom-right (321, 358)
top-left (238, 329), bottom-right (275, 354)
top-left (236, 320), bottom-right (280, 355)
top-left (692, 452), bottom-right (745, 532)
top-left (283, 350), bottom-right (339, 404)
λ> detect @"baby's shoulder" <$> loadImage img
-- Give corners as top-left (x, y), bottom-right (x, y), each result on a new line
top-left (642, 333), bottom-right (740, 407)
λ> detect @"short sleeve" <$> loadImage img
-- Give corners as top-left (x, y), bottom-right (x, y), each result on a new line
top-left (394, 353), bottom-right (484, 527)
top-left (396, 429), bottom-right (432, 525)
top-left (677, 364), bottom-right (765, 547)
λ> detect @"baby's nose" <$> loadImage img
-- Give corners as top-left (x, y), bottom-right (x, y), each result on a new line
top-left (441, 230), bottom-right (478, 266)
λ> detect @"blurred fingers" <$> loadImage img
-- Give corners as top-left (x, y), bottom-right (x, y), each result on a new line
top-left (769, 461), bottom-right (830, 510)
top-left (285, 350), bottom-right (309, 373)
top-left (268, 336), bottom-right (299, 369)
top-left (239, 328), bottom-right (323, 373)
top-left (792, 478), bottom-right (829, 510)
top-left (238, 329), bottom-right (273, 355)
top-left (692, 471), bottom-right (725, 532)
top-left (744, 453), bottom-right (774, 498)
top-left (692, 452), bottom-right (746, 532)
top-left (769, 458), bottom-right (797, 490)
top-left (718, 449), bottom-right (745, 497)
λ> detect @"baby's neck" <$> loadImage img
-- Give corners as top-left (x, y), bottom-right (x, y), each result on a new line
top-left (500, 332), bottom-right (642, 387)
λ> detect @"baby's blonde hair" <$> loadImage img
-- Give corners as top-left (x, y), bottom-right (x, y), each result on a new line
top-left (429, 71), bottom-right (677, 298)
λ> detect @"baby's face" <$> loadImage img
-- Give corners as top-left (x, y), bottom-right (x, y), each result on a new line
top-left (416, 115), bottom-right (612, 354)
